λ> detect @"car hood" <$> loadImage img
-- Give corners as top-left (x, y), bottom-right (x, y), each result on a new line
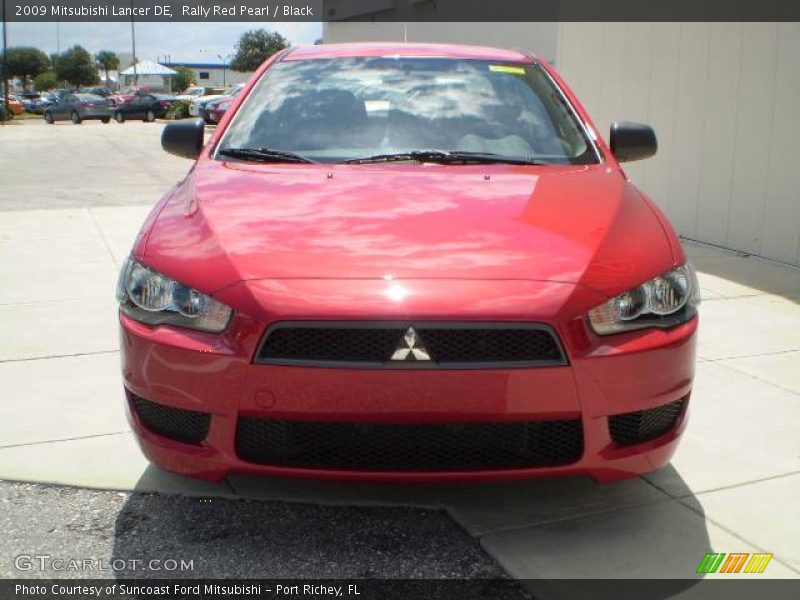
top-left (141, 160), bottom-right (676, 298)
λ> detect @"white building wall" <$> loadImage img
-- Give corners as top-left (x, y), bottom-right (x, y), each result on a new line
top-left (556, 22), bottom-right (800, 265)
top-left (187, 67), bottom-right (251, 88)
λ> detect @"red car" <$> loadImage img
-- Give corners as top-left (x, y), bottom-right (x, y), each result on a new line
top-left (208, 96), bottom-right (234, 123)
top-left (118, 43), bottom-right (699, 483)
top-left (107, 87), bottom-right (156, 107)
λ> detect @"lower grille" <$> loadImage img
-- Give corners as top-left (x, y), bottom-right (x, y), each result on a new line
top-left (130, 394), bottom-right (211, 445)
top-left (235, 418), bottom-right (583, 471)
top-left (609, 399), bottom-right (685, 446)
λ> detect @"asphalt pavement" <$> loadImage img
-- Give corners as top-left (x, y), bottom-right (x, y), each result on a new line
top-left (0, 480), bottom-right (524, 592)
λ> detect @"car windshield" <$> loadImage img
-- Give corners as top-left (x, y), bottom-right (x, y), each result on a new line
top-left (218, 57), bottom-right (598, 165)
top-left (77, 94), bottom-right (104, 102)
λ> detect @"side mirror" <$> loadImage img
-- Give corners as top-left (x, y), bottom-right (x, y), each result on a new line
top-left (609, 121), bottom-right (657, 162)
top-left (161, 118), bottom-right (205, 159)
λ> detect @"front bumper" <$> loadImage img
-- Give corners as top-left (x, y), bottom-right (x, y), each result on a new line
top-left (120, 279), bottom-right (697, 483)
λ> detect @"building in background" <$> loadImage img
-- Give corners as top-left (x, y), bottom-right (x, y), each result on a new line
top-left (323, 13), bottom-right (800, 266)
top-left (162, 62), bottom-right (252, 88)
top-left (119, 60), bottom-right (177, 91)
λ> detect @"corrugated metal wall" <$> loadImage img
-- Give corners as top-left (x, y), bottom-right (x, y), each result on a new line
top-left (322, 22), bottom-right (559, 63)
top-left (556, 22), bottom-right (800, 265)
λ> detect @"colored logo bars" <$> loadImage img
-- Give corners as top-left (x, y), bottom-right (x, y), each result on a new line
top-left (696, 552), bottom-right (773, 574)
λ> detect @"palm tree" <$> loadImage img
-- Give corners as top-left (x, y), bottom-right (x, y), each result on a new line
top-left (95, 50), bottom-right (119, 87)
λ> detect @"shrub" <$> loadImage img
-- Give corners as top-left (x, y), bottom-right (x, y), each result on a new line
top-left (167, 100), bottom-right (191, 120)
top-left (173, 67), bottom-right (196, 94)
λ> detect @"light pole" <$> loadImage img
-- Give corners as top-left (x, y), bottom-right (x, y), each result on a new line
top-left (2, 0), bottom-right (9, 120)
top-left (201, 50), bottom-right (233, 87)
top-left (130, 0), bottom-right (138, 86)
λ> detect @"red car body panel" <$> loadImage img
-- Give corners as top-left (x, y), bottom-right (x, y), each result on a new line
top-left (140, 162), bottom-right (676, 296)
top-left (121, 43), bottom-right (697, 483)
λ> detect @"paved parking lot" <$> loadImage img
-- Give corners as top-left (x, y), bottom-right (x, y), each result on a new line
top-left (1, 120), bottom-right (799, 594)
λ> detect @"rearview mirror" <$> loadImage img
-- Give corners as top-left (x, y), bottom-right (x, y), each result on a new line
top-left (161, 119), bottom-right (205, 160)
top-left (609, 121), bottom-right (657, 162)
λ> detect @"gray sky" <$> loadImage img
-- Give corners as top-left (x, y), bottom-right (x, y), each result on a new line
top-left (3, 21), bottom-right (322, 63)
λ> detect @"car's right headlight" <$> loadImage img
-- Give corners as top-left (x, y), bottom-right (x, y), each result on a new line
top-left (587, 263), bottom-right (700, 335)
top-left (116, 257), bottom-right (232, 333)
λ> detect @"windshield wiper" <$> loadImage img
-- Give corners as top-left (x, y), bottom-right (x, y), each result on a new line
top-left (218, 147), bottom-right (316, 164)
top-left (343, 150), bottom-right (550, 165)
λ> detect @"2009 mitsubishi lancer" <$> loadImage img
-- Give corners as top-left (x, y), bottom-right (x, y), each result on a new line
top-left (117, 43), bottom-right (699, 482)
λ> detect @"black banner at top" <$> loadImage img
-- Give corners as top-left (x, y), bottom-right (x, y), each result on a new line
top-left (3, 0), bottom-right (800, 22)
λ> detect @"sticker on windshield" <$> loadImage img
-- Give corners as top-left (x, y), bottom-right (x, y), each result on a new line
top-left (489, 65), bottom-right (526, 75)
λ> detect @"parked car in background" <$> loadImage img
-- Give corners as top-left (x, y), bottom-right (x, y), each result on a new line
top-left (191, 84), bottom-right (244, 123)
top-left (113, 93), bottom-right (176, 123)
top-left (44, 93), bottom-right (112, 124)
top-left (176, 86), bottom-right (220, 101)
top-left (189, 95), bottom-right (217, 121)
top-left (27, 93), bottom-right (57, 114)
top-left (84, 86), bottom-right (112, 98)
top-left (208, 97), bottom-right (234, 123)
top-left (203, 84), bottom-right (246, 123)
top-left (107, 90), bottom-right (134, 106)
top-left (5, 95), bottom-right (26, 116)
top-left (107, 87), bottom-right (160, 107)
top-left (18, 92), bottom-right (41, 112)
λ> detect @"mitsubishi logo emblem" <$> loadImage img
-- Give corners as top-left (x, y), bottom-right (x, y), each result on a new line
top-left (391, 326), bottom-right (431, 361)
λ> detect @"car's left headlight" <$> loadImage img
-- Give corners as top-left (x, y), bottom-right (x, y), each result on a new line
top-left (116, 257), bottom-right (232, 333)
top-left (587, 263), bottom-right (700, 335)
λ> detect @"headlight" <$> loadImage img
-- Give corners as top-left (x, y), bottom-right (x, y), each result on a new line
top-left (116, 257), bottom-right (232, 333)
top-left (587, 263), bottom-right (699, 335)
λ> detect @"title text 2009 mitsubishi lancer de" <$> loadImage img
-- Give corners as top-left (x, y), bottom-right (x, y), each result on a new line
top-left (117, 43), bottom-right (699, 483)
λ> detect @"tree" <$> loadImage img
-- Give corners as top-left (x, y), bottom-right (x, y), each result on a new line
top-left (34, 71), bottom-right (58, 91)
top-left (55, 46), bottom-right (99, 88)
top-left (2, 47), bottom-right (50, 91)
top-left (230, 29), bottom-right (288, 72)
top-left (173, 66), bottom-right (196, 93)
top-left (95, 50), bottom-right (119, 85)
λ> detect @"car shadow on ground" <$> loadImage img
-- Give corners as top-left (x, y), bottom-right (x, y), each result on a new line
top-left (112, 465), bottom-right (710, 598)
top-left (685, 240), bottom-right (800, 305)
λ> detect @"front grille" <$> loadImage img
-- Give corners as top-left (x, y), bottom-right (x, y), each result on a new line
top-left (235, 418), bottom-right (584, 471)
top-left (130, 394), bottom-right (211, 445)
top-left (609, 399), bottom-right (685, 446)
top-left (256, 322), bottom-right (565, 368)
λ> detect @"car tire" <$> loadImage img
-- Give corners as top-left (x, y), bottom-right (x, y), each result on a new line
top-left (101, 117), bottom-right (110, 124)
top-left (44, 112), bottom-right (54, 124)
top-left (115, 111), bottom-right (125, 124)
top-left (145, 110), bottom-right (156, 122)
top-left (71, 111), bottom-right (82, 125)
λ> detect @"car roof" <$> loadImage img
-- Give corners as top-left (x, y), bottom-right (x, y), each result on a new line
top-left (284, 42), bottom-right (534, 64)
